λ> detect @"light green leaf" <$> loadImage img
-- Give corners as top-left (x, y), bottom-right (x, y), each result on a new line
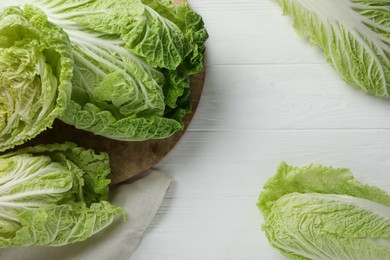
top-left (14, 202), bottom-right (123, 247)
top-left (1, 0), bottom-right (207, 141)
top-left (0, 5), bottom-right (73, 151)
top-left (258, 162), bottom-right (390, 260)
top-left (276, 0), bottom-right (390, 96)
top-left (16, 142), bottom-right (111, 205)
top-left (0, 143), bottom-right (124, 248)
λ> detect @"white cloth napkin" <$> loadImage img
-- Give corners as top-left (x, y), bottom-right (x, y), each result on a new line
top-left (0, 169), bottom-right (173, 260)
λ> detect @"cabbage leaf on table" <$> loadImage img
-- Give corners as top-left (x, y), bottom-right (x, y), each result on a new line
top-left (0, 0), bottom-right (208, 145)
top-left (0, 142), bottom-right (124, 248)
top-left (258, 162), bottom-right (390, 260)
top-left (276, 0), bottom-right (390, 96)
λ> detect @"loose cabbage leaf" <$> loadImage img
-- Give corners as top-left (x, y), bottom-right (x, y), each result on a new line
top-left (258, 162), bottom-right (390, 260)
top-left (276, 0), bottom-right (390, 96)
top-left (1, 0), bottom-right (208, 141)
top-left (0, 142), bottom-right (124, 247)
top-left (0, 5), bottom-right (73, 151)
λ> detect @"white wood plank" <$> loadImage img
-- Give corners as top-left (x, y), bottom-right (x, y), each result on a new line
top-left (190, 0), bottom-right (327, 65)
top-left (191, 65), bottom-right (390, 130)
top-left (159, 130), bottom-right (390, 193)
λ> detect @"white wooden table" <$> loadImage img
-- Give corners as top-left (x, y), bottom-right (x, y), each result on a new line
top-left (131, 1), bottom-right (390, 259)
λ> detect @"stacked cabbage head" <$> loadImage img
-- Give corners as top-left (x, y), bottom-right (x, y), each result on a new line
top-left (0, 0), bottom-right (207, 248)
top-left (0, 0), bottom-right (208, 151)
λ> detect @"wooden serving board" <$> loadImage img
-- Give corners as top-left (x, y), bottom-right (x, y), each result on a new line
top-left (25, 68), bottom-right (206, 185)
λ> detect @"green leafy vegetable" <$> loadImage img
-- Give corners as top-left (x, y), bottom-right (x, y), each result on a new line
top-left (0, 142), bottom-right (124, 247)
top-left (0, 5), bottom-right (73, 152)
top-left (258, 162), bottom-right (390, 260)
top-left (0, 0), bottom-right (208, 141)
top-left (276, 0), bottom-right (390, 96)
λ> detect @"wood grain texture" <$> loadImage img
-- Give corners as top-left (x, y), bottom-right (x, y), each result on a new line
top-left (23, 69), bottom-right (205, 185)
top-left (190, 65), bottom-right (390, 131)
top-left (195, 0), bottom-right (326, 66)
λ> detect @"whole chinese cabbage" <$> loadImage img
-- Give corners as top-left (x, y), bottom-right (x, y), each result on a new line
top-left (276, 0), bottom-right (390, 96)
top-left (258, 162), bottom-right (390, 260)
top-left (0, 5), bottom-right (73, 152)
top-left (0, 142), bottom-right (124, 248)
top-left (0, 0), bottom-right (208, 141)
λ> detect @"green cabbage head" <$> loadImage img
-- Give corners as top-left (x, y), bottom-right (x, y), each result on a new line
top-left (0, 0), bottom-right (208, 141)
top-left (258, 162), bottom-right (390, 260)
top-left (0, 142), bottom-right (124, 248)
top-left (0, 5), bottom-right (73, 152)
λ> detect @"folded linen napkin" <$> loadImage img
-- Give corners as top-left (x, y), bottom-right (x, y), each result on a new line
top-left (0, 169), bottom-right (172, 260)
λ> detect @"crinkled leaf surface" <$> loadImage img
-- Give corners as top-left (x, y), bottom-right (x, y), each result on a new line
top-left (0, 142), bottom-right (124, 248)
top-left (258, 162), bottom-right (390, 260)
top-left (276, 0), bottom-right (390, 96)
top-left (1, 0), bottom-right (208, 141)
top-left (0, 5), bottom-right (73, 151)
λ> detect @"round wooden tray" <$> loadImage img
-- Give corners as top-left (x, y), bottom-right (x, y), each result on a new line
top-left (26, 68), bottom-right (206, 185)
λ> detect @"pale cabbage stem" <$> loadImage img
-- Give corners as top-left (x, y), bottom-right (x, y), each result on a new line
top-left (72, 51), bottom-right (106, 79)
top-left (9, 157), bottom-right (51, 181)
top-left (299, 193), bottom-right (390, 220)
top-left (0, 187), bottom-right (72, 202)
top-left (0, 211), bottom-right (20, 222)
top-left (0, 164), bottom-right (69, 194)
top-left (0, 157), bottom-right (39, 184)
top-left (34, 0), bottom-right (94, 13)
top-left (0, 201), bottom-right (48, 208)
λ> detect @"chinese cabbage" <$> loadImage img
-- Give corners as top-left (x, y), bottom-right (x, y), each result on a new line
top-left (0, 142), bottom-right (124, 247)
top-left (276, 0), bottom-right (390, 96)
top-left (0, 5), bottom-right (73, 151)
top-left (258, 162), bottom-right (390, 260)
top-left (0, 0), bottom-right (208, 141)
